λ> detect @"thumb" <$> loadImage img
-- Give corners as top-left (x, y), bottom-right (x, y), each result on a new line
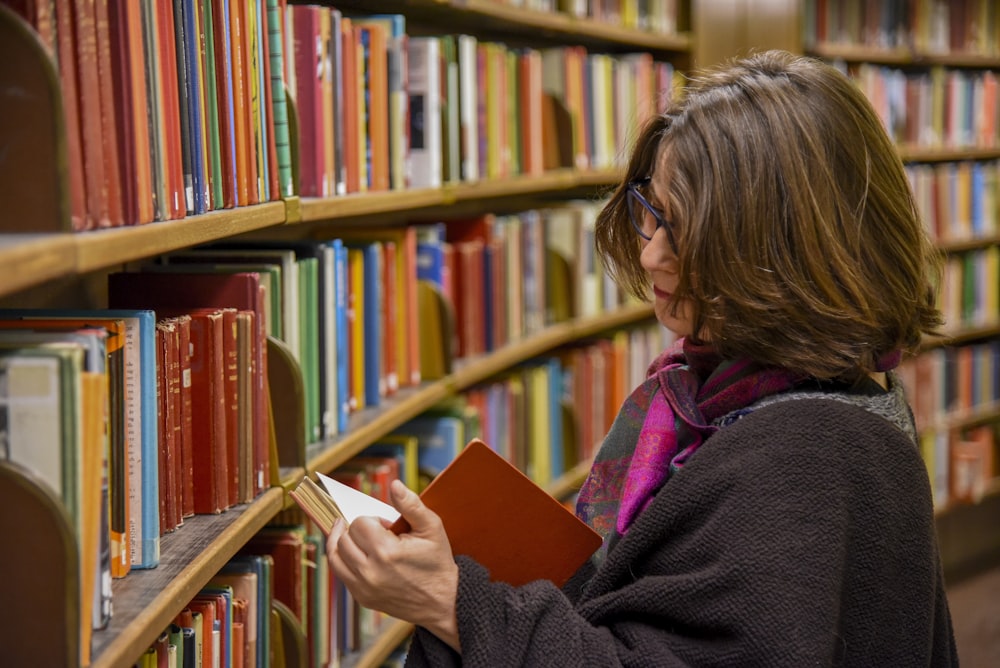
top-left (389, 478), bottom-right (439, 534)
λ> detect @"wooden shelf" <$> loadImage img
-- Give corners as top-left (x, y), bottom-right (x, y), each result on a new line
top-left (0, 234), bottom-right (78, 298)
top-left (0, 202), bottom-right (287, 300)
top-left (297, 168), bottom-right (621, 225)
top-left (898, 146), bottom-right (1000, 163)
top-left (90, 488), bottom-right (285, 668)
top-left (327, 0), bottom-right (690, 55)
top-left (936, 233), bottom-right (1000, 254)
top-left (808, 43), bottom-right (1000, 69)
top-left (933, 322), bottom-right (1000, 347)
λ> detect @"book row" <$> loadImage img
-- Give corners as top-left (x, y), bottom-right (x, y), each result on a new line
top-left (287, 4), bottom-right (681, 197)
top-left (918, 424), bottom-right (996, 510)
top-left (556, 0), bottom-right (681, 34)
top-left (907, 159), bottom-right (999, 243)
top-left (898, 340), bottom-right (1000, 433)
top-left (803, 0), bottom-right (1000, 55)
top-left (3, 0), bottom-right (292, 231)
top-left (938, 245), bottom-right (1000, 330)
top-left (850, 63), bottom-right (999, 151)
top-left (898, 345), bottom-right (999, 509)
top-left (1, 1), bottom-right (684, 233)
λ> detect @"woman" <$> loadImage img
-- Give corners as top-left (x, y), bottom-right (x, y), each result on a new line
top-left (327, 50), bottom-right (958, 666)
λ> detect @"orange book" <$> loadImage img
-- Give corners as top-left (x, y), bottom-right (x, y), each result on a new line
top-left (299, 439), bottom-right (602, 587)
top-left (359, 22), bottom-right (389, 191)
top-left (341, 17), bottom-right (360, 193)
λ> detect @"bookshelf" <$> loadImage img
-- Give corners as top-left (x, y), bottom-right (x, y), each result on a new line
top-left (0, 1), bottom-right (689, 666)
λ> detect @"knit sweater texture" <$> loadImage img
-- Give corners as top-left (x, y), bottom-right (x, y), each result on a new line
top-left (405, 393), bottom-right (958, 667)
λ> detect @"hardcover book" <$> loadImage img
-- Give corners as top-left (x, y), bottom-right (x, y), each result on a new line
top-left (291, 439), bottom-right (601, 587)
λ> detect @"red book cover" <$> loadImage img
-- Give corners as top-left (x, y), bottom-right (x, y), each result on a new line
top-left (73, 0), bottom-right (110, 229)
top-left (94, 0), bottom-right (124, 227)
top-left (210, 0), bottom-right (235, 208)
top-left (155, 322), bottom-right (171, 532)
top-left (174, 314), bottom-right (195, 516)
top-left (291, 4), bottom-right (319, 196)
top-left (187, 309), bottom-right (228, 513)
top-left (52, 0), bottom-right (88, 230)
top-left (206, 306), bottom-right (240, 508)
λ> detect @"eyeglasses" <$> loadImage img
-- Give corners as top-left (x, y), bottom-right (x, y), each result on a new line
top-left (626, 177), bottom-right (677, 252)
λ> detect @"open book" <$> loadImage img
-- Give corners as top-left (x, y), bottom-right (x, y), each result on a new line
top-left (290, 439), bottom-right (602, 587)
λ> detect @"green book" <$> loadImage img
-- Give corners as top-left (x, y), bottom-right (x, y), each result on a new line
top-left (200, 0), bottom-right (225, 209)
top-left (266, 0), bottom-right (293, 197)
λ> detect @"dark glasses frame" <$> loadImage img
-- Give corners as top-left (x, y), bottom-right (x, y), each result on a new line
top-left (626, 177), bottom-right (677, 253)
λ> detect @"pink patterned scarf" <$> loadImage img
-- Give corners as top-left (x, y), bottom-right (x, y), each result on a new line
top-left (576, 338), bottom-right (803, 550)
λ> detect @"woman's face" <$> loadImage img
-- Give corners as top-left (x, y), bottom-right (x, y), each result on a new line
top-left (637, 173), bottom-right (696, 338)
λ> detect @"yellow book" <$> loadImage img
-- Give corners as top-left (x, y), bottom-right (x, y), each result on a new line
top-left (347, 248), bottom-right (366, 410)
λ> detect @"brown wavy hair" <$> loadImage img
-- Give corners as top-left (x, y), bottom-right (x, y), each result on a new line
top-left (596, 50), bottom-right (942, 383)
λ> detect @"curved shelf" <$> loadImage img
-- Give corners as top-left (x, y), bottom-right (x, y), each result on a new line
top-left (326, 0), bottom-right (691, 55)
top-left (305, 303), bottom-right (654, 476)
top-left (808, 43), bottom-right (1000, 69)
top-left (90, 488), bottom-right (285, 668)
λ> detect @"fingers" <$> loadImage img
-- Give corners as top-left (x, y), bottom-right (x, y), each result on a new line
top-left (390, 479), bottom-right (442, 534)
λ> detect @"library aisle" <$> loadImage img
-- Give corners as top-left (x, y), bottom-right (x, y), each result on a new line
top-left (948, 565), bottom-right (1000, 666)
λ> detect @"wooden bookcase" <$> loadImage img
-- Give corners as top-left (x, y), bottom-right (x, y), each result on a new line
top-left (0, 2), bottom-right (691, 666)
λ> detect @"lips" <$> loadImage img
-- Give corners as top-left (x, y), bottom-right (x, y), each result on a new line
top-left (652, 285), bottom-right (673, 300)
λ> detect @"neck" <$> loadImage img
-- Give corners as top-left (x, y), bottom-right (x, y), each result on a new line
top-left (869, 371), bottom-right (888, 391)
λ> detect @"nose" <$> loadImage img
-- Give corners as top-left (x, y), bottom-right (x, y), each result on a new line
top-left (639, 226), bottom-right (677, 272)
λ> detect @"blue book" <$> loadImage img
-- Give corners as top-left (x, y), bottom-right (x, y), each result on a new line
top-left (332, 240), bottom-right (350, 433)
top-left (0, 308), bottom-right (160, 568)
top-left (415, 222), bottom-right (447, 289)
top-left (359, 242), bottom-right (384, 407)
top-left (397, 415), bottom-right (465, 480)
top-left (180, 0), bottom-right (207, 214)
top-left (546, 357), bottom-right (565, 479)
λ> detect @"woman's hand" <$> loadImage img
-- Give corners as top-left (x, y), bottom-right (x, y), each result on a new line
top-left (327, 478), bottom-right (461, 652)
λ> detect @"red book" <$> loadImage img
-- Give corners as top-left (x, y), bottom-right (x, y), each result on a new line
top-left (174, 314), bottom-right (195, 516)
top-left (50, 0), bottom-right (88, 230)
top-left (155, 322), bottom-right (169, 531)
top-left (210, 0), bottom-right (235, 208)
top-left (73, 0), bottom-right (110, 229)
top-left (290, 5), bottom-right (320, 196)
top-left (94, 0), bottom-right (124, 227)
top-left (187, 309), bottom-right (228, 513)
